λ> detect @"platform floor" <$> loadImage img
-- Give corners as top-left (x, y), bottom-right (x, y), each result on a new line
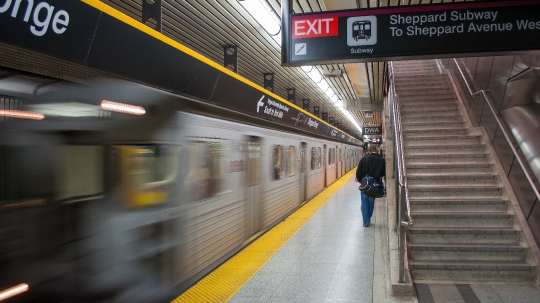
top-left (229, 174), bottom-right (379, 303)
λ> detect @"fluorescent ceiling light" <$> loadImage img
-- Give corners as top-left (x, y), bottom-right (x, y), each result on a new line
top-left (317, 80), bottom-right (329, 91)
top-left (0, 110), bottom-right (44, 120)
top-left (239, 0), bottom-right (281, 36)
top-left (101, 100), bottom-right (145, 116)
top-left (306, 69), bottom-right (323, 83)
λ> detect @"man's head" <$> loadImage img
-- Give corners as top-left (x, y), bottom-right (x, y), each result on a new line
top-left (368, 145), bottom-right (378, 154)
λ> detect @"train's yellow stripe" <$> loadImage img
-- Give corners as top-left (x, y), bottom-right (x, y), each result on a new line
top-left (80, 0), bottom-right (357, 141)
top-left (171, 168), bottom-right (357, 303)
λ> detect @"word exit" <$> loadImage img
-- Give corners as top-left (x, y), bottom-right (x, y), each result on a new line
top-left (292, 17), bottom-right (338, 38)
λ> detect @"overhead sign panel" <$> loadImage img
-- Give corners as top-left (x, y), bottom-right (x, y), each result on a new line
top-left (363, 137), bottom-right (382, 144)
top-left (363, 125), bottom-right (382, 135)
top-left (282, 0), bottom-right (540, 65)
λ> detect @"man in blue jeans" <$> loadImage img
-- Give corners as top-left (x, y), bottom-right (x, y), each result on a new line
top-left (356, 145), bottom-right (386, 227)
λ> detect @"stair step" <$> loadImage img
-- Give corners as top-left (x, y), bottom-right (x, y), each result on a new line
top-left (407, 166), bottom-right (493, 174)
top-left (411, 211), bottom-right (512, 226)
top-left (409, 196), bottom-right (506, 212)
top-left (410, 260), bottom-right (531, 270)
top-left (408, 174), bottom-right (495, 180)
top-left (405, 142), bottom-right (482, 149)
top-left (401, 106), bottom-right (457, 113)
top-left (402, 102), bottom-right (457, 108)
top-left (402, 114), bottom-right (463, 122)
top-left (410, 197), bottom-right (505, 204)
top-left (411, 210), bottom-right (510, 218)
top-left (410, 242), bottom-right (524, 252)
top-left (403, 128), bottom-right (468, 134)
top-left (408, 185), bottom-right (500, 192)
top-left (406, 153), bottom-right (487, 159)
top-left (407, 163), bottom-right (491, 169)
top-left (402, 110), bottom-right (461, 117)
top-left (410, 227), bottom-right (518, 235)
top-left (399, 92), bottom-right (454, 98)
top-left (403, 134), bottom-right (478, 140)
top-left (399, 95), bottom-right (456, 101)
top-left (402, 119), bottom-right (463, 126)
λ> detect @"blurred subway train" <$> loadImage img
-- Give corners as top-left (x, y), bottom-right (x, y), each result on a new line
top-left (0, 81), bottom-right (361, 302)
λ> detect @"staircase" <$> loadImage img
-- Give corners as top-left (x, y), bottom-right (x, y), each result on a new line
top-left (393, 60), bottom-right (537, 282)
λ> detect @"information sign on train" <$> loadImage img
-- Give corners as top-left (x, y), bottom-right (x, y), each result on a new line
top-left (281, 0), bottom-right (540, 65)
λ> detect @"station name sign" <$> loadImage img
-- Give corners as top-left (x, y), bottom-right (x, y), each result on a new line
top-left (363, 125), bottom-right (382, 135)
top-left (282, 0), bottom-right (540, 65)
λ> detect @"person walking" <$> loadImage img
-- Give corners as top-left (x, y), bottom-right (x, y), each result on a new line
top-left (356, 145), bottom-right (386, 227)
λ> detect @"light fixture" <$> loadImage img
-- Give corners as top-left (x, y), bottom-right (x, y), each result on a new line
top-left (29, 102), bottom-right (109, 118)
top-left (317, 80), bottom-right (329, 91)
top-left (238, 0), bottom-right (281, 45)
top-left (101, 100), bottom-right (145, 116)
top-left (0, 284), bottom-right (29, 301)
top-left (0, 110), bottom-right (44, 120)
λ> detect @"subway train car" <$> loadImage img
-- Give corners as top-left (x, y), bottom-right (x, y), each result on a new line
top-left (0, 81), bottom-right (361, 302)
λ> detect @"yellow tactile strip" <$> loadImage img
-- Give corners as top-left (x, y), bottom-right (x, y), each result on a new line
top-left (172, 168), bottom-right (357, 303)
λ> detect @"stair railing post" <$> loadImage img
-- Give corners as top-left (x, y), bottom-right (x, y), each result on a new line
top-left (398, 185), bottom-right (406, 283)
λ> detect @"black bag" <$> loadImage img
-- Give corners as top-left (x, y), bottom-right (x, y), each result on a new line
top-left (358, 175), bottom-right (386, 198)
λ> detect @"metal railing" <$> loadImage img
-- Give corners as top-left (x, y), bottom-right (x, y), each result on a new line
top-left (449, 58), bottom-right (540, 202)
top-left (388, 62), bottom-right (414, 283)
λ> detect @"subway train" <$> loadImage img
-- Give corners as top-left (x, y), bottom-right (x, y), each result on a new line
top-left (0, 81), bottom-right (361, 302)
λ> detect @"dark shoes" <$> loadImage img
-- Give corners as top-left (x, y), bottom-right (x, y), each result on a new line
top-left (363, 223), bottom-right (370, 227)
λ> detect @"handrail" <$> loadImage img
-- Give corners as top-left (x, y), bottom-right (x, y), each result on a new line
top-left (389, 62), bottom-right (413, 225)
top-left (452, 58), bottom-right (540, 203)
top-left (388, 61), bottom-right (414, 284)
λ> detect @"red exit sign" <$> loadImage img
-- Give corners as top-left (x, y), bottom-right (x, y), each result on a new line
top-left (292, 17), bottom-right (338, 39)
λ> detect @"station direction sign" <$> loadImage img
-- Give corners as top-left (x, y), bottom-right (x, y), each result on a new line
top-left (363, 125), bottom-right (382, 135)
top-left (363, 137), bottom-right (382, 144)
top-left (282, 0), bottom-right (540, 65)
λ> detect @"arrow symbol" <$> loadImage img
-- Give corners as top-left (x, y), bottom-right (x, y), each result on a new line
top-left (257, 96), bottom-right (265, 113)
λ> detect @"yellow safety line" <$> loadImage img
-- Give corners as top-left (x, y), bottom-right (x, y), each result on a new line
top-left (80, 0), bottom-right (357, 141)
top-left (172, 168), bottom-right (357, 303)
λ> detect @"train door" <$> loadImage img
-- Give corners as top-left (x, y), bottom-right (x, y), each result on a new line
top-left (246, 137), bottom-right (262, 236)
top-left (323, 144), bottom-right (328, 187)
top-left (335, 145), bottom-right (339, 180)
top-left (300, 142), bottom-right (307, 202)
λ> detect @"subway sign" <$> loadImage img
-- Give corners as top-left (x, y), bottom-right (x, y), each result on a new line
top-left (282, 0), bottom-right (540, 65)
top-left (363, 125), bottom-right (382, 135)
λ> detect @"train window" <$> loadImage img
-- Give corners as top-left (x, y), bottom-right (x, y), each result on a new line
top-left (186, 142), bottom-right (229, 201)
top-left (273, 145), bottom-right (284, 180)
top-left (115, 145), bottom-right (180, 207)
top-left (339, 148), bottom-right (342, 162)
top-left (288, 146), bottom-right (296, 177)
top-left (248, 143), bottom-right (260, 186)
top-left (316, 147), bottom-right (322, 169)
top-left (55, 145), bottom-right (104, 203)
